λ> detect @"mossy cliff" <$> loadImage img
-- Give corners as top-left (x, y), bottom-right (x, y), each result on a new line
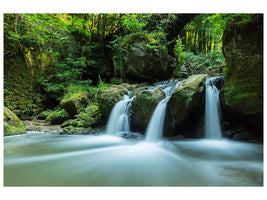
top-left (221, 14), bottom-right (263, 138)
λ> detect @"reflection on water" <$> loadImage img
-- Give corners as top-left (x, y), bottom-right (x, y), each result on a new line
top-left (4, 131), bottom-right (263, 186)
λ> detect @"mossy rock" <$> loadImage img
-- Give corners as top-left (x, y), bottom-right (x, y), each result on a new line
top-left (45, 109), bottom-right (71, 125)
top-left (61, 105), bottom-right (102, 128)
top-left (60, 93), bottom-right (89, 116)
top-left (221, 14), bottom-right (263, 138)
top-left (113, 33), bottom-right (173, 83)
top-left (165, 74), bottom-right (207, 137)
top-left (37, 110), bottom-right (51, 120)
top-left (62, 126), bottom-right (94, 135)
top-left (98, 85), bottom-right (128, 121)
top-left (130, 87), bottom-right (166, 133)
top-left (4, 106), bottom-right (26, 136)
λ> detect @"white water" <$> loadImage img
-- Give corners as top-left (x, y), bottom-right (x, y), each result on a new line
top-left (205, 77), bottom-right (223, 139)
top-left (106, 94), bottom-right (133, 136)
top-left (145, 80), bottom-right (180, 141)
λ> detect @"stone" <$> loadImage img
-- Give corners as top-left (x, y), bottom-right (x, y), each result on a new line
top-left (98, 85), bottom-right (128, 121)
top-left (4, 106), bottom-right (26, 136)
top-left (223, 129), bottom-right (235, 139)
top-left (62, 126), bottom-right (94, 135)
top-left (45, 109), bottom-right (71, 125)
top-left (233, 131), bottom-right (255, 141)
top-left (60, 93), bottom-right (89, 116)
top-left (165, 74), bottom-right (207, 137)
top-left (221, 14), bottom-right (263, 139)
top-left (130, 87), bottom-right (166, 133)
top-left (113, 33), bottom-right (174, 83)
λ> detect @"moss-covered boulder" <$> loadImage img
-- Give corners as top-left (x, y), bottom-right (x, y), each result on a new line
top-left (98, 85), bottom-right (128, 121)
top-left (60, 93), bottom-right (90, 116)
top-left (4, 106), bottom-right (26, 136)
top-left (61, 105), bottom-right (102, 128)
top-left (130, 87), bottom-right (166, 133)
top-left (113, 33), bottom-right (174, 83)
top-left (165, 74), bottom-right (207, 137)
top-left (45, 109), bottom-right (71, 125)
top-left (221, 14), bottom-right (263, 138)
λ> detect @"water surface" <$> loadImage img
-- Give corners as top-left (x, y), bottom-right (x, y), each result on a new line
top-left (4, 131), bottom-right (263, 186)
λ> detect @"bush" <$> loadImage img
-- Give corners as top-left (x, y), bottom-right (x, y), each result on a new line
top-left (184, 50), bottom-right (225, 75)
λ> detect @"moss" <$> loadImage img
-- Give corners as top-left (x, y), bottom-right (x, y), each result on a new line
top-left (62, 126), bottom-right (94, 135)
top-left (222, 14), bottom-right (263, 116)
top-left (98, 85), bottom-right (128, 120)
top-left (4, 107), bottom-right (26, 136)
top-left (168, 74), bottom-right (207, 128)
top-left (131, 87), bottom-right (165, 132)
top-left (113, 32), bottom-right (171, 83)
top-left (45, 108), bottom-right (71, 125)
top-left (61, 105), bottom-right (102, 129)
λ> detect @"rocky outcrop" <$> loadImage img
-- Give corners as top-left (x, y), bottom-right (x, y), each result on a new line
top-left (98, 85), bottom-right (128, 121)
top-left (130, 87), bottom-right (166, 133)
top-left (113, 33), bottom-right (175, 83)
top-left (4, 106), bottom-right (26, 136)
top-left (165, 74), bottom-right (207, 137)
top-left (221, 14), bottom-right (263, 139)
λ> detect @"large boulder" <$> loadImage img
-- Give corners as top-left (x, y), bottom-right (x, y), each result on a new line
top-left (98, 85), bottom-right (128, 121)
top-left (165, 74), bottom-right (207, 137)
top-left (130, 87), bottom-right (166, 133)
top-left (220, 14), bottom-right (263, 139)
top-left (4, 106), bottom-right (26, 136)
top-left (113, 33), bottom-right (174, 83)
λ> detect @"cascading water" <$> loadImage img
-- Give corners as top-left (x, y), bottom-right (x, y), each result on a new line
top-left (205, 77), bottom-right (223, 139)
top-left (145, 80), bottom-right (181, 141)
top-left (106, 94), bottom-right (134, 136)
top-left (4, 77), bottom-right (263, 186)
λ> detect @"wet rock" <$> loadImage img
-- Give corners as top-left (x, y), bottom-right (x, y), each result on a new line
top-left (121, 132), bottom-right (144, 139)
top-left (98, 85), bottom-right (128, 121)
top-left (131, 87), bottom-right (165, 133)
top-left (165, 74), bottom-right (207, 137)
top-left (223, 129), bottom-right (235, 139)
top-left (233, 131), bottom-right (256, 141)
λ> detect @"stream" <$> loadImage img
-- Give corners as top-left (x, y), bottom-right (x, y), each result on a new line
top-left (4, 131), bottom-right (263, 186)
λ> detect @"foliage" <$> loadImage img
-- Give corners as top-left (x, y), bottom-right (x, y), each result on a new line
top-left (4, 13), bottom-right (251, 120)
top-left (45, 108), bottom-right (70, 125)
top-left (173, 38), bottom-right (187, 76)
top-left (184, 50), bottom-right (225, 76)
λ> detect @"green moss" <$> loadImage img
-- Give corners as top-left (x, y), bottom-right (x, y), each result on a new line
top-left (62, 126), bottom-right (94, 135)
top-left (98, 85), bottom-right (128, 120)
top-left (45, 108), bottom-right (71, 125)
top-left (4, 107), bottom-right (26, 136)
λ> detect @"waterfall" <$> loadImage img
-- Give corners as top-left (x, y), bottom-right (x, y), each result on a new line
top-left (205, 77), bottom-right (222, 139)
top-left (145, 80), bottom-right (181, 142)
top-left (106, 94), bottom-right (134, 136)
